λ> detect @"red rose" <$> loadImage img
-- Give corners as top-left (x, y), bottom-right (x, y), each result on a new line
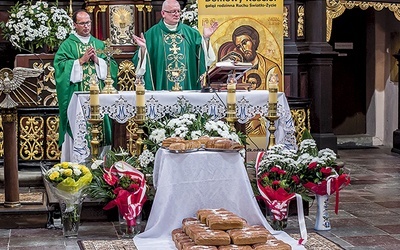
top-left (278, 169), bottom-right (286, 175)
top-left (307, 161), bottom-right (318, 170)
top-left (321, 167), bottom-right (332, 176)
top-left (270, 166), bottom-right (281, 173)
top-left (292, 175), bottom-right (301, 184)
top-left (272, 180), bottom-right (280, 186)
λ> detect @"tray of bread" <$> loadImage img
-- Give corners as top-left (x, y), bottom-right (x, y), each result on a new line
top-left (172, 208), bottom-right (292, 249)
top-left (162, 137), bottom-right (203, 153)
top-left (203, 137), bottom-right (244, 152)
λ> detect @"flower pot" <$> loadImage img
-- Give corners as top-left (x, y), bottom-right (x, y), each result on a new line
top-left (266, 199), bottom-right (291, 231)
top-left (315, 194), bottom-right (331, 231)
top-left (58, 198), bottom-right (84, 238)
top-left (118, 208), bottom-right (143, 238)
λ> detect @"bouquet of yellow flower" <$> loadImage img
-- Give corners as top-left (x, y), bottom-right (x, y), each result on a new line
top-left (42, 162), bottom-right (93, 237)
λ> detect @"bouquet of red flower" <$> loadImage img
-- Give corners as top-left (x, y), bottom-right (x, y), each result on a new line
top-left (88, 148), bottom-right (147, 237)
top-left (255, 144), bottom-right (307, 231)
top-left (296, 139), bottom-right (350, 213)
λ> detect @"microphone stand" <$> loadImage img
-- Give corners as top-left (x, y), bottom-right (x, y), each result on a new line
top-left (201, 65), bottom-right (213, 93)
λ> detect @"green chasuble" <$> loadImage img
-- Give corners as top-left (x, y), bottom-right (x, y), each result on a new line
top-left (133, 20), bottom-right (206, 91)
top-left (54, 34), bottom-right (118, 148)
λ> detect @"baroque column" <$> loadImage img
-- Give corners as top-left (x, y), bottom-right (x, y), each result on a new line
top-left (305, 0), bottom-right (337, 151)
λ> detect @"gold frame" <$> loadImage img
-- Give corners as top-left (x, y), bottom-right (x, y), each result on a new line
top-left (327, 0), bottom-right (400, 42)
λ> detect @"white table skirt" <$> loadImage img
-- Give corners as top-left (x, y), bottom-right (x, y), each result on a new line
top-left (65, 90), bottom-right (297, 163)
top-left (133, 149), bottom-right (305, 250)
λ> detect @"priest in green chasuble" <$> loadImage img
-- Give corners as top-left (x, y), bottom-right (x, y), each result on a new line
top-left (54, 10), bottom-right (118, 161)
top-left (132, 0), bottom-right (218, 91)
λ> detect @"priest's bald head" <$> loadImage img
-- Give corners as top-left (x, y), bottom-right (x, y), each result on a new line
top-left (161, 0), bottom-right (182, 26)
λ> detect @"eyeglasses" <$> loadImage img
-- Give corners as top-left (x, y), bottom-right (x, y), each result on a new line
top-left (163, 10), bottom-right (182, 15)
top-left (75, 21), bottom-right (92, 26)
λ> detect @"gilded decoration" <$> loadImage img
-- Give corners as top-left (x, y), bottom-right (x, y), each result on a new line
top-left (110, 5), bottom-right (135, 45)
top-left (46, 115), bottom-right (61, 160)
top-left (290, 108), bottom-right (311, 144)
top-left (126, 117), bottom-right (138, 156)
top-left (326, 0), bottom-right (400, 42)
top-left (117, 60), bottom-right (136, 91)
top-left (19, 116), bottom-right (44, 160)
top-left (297, 5), bottom-right (305, 38)
top-left (35, 62), bottom-right (57, 106)
top-left (283, 6), bottom-right (289, 38)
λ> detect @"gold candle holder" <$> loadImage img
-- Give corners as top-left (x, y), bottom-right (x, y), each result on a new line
top-left (266, 115), bottom-right (279, 150)
top-left (135, 106), bottom-right (145, 158)
top-left (226, 73), bottom-right (237, 131)
top-left (88, 77), bottom-right (102, 158)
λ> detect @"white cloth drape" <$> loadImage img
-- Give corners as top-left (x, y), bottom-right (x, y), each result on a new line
top-left (64, 90), bottom-right (297, 163)
top-left (133, 149), bottom-right (305, 249)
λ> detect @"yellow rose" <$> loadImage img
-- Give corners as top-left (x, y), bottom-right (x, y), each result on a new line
top-left (80, 166), bottom-right (90, 174)
top-left (61, 162), bottom-right (70, 169)
top-left (63, 168), bottom-right (73, 176)
top-left (49, 171), bottom-right (60, 180)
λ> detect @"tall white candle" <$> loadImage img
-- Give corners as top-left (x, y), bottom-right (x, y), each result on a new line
top-left (90, 82), bottom-right (99, 106)
top-left (136, 84), bottom-right (145, 107)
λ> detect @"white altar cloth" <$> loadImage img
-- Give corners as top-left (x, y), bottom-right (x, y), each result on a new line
top-left (65, 90), bottom-right (296, 163)
top-left (133, 149), bottom-right (305, 249)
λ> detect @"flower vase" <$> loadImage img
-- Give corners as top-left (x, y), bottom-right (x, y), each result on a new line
top-left (118, 209), bottom-right (143, 238)
top-left (315, 194), bottom-right (331, 230)
top-left (266, 199), bottom-right (291, 231)
top-left (58, 198), bottom-right (84, 238)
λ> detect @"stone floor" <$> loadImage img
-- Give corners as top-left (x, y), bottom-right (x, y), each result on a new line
top-left (0, 146), bottom-right (399, 249)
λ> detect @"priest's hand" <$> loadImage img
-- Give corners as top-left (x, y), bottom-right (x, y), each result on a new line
top-left (133, 33), bottom-right (147, 50)
top-left (79, 46), bottom-right (98, 65)
top-left (203, 21), bottom-right (219, 39)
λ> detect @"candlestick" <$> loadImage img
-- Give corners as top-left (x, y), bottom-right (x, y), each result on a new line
top-left (134, 75), bottom-right (146, 157)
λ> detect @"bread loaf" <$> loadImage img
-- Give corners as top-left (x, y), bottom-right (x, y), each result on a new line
top-left (185, 140), bottom-right (202, 149)
top-left (252, 239), bottom-right (292, 250)
top-left (193, 230), bottom-right (231, 246)
top-left (169, 142), bottom-right (186, 151)
top-left (183, 246), bottom-right (219, 250)
top-left (218, 245), bottom-right (253, 250)
top-left (197, 209), bottom-right (231, 224)
top-left (162, 137), bottom-right (185, 147)
top-left (206, 214), bottom-right (245, 230)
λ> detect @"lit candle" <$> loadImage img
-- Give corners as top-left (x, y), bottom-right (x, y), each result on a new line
top-left (90, 81), bottom-right (100, 106)
top-left (136, 84), bottom-right (145, 107)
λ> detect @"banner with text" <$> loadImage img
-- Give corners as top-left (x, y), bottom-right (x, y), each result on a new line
top-left (199, 0), bottom-right (283, 90)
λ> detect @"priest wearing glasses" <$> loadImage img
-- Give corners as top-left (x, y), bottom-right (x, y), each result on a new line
top-left (54, 10), bottom-right (118, 161)
top-left (132, 0), bottom-right (218, 91)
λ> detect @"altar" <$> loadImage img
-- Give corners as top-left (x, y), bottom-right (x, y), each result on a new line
top-left (65, 90), bottom-right (297, 163)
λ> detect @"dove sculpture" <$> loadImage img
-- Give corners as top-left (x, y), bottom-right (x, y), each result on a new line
top-left (0, 67), bottom-right (43, 108)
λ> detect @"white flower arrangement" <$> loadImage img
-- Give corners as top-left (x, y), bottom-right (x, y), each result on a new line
top-left (0, 1), bottom-right (74, 52)
top-left (181, 0), bottom-right (198, 29)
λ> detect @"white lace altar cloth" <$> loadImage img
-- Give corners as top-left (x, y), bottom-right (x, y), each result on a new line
top-left (65, 90), bottom-right (297, 163)
top-left (133, 149), bottom-right (305, 250)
